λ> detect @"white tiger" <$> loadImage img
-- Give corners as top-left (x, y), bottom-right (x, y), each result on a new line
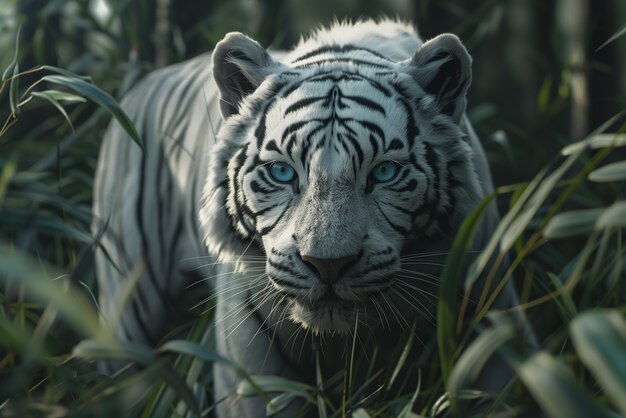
top-left (93, 19), bottom-right (523, 417)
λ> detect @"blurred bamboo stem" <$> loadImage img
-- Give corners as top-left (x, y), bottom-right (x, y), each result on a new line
top-left (557, 0), bottom-right (589, 140)
top-left (156, 0), bottom-right (171, 67)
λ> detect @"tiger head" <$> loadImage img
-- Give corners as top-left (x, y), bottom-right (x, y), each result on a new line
top-left (200, 24), bottom-right (486, 334)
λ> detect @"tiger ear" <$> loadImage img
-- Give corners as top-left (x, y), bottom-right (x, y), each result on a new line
top-left (212, 32), bottom-right (283, 118)
top-left (403, 34), bottom-right (472, 123)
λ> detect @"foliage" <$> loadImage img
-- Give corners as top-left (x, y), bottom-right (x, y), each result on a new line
top-left (1, 1), bottom-right (626, 417)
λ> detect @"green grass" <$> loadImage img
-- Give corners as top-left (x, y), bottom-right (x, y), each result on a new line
top-left (1, 1), bottom-right (626, 417)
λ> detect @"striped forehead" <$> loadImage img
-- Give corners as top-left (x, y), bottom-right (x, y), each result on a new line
top-left (260, 71), bottom-right (413, 173)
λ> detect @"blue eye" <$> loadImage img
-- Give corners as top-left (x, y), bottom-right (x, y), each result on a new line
top-left (370, 161), bottom-right (398, 183)
top-left (269, 162), bottom-right (297, 183)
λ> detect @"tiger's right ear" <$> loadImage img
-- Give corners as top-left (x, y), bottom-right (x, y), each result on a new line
top-left (212, 32), bottom-right (283, 118)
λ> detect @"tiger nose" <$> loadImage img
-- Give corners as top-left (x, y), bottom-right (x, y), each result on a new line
top-left (300, 254), bottom-right (359, 284)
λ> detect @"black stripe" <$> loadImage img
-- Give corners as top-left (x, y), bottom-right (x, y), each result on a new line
top-left (230, 148), bottom-right (256, 237)
top-left (345, 134), bottom-right (364, 167)
top-left (265, 140), bottom-right (282, 153)
top-left (388, 202), bottom-right (413, 216)
top-left (259, 205), bottom-right (289, 235)
top-left (342, 94), bottom-right (386, 115)
top-left (254, 203), bottom-right (280, 217)
top-left (268, 275), bottom-right (309, 290)
top-left (267, 260), bottom-right (308, 283)
top-left (354, 120), bottom-right (385, 144)
top-left (291, 44), bottom-right (394, 63)
top-left (282, 71), bottom-right (392, 98)
top-left (130, 297), bottom-right (156, 345)
top-left (390, 179), bottom-right (417, 193)
top-left (281, 120), bottom-right (308, 144)
top-left (423, 142), bottom-right (442, 229)
top-left (255, 110), bottom-right (268, 150)
top-left (135, 87), bottom-right (178, 320)
top-left (257, 169), bottom-right (276, 188)
top-left (369, 134), bottom-right (379, 157)
top-left (388, 138), bottom-right (404, 151)
top-left (375, 200), bottom-right (409, 235)
top-left (284, 95), bottom-right (326, 115)
top-left (354, 257), bottom-right (398, 276)
top-left (251, 179), bottom-right (279, 194)
top-left (389, 81), bottom-right (421, 148)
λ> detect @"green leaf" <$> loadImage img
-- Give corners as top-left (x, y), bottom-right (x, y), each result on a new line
top-left (42, 74), bottom-right (143, 149)
top-left (515, 352), bottom-right (611, 418)
top-left (438, 193), bottom-right (496, 382)
top-left (32, 89), bottom-right (87, 103)
top-left (237, 375), bottom-right (316, 404)
top-left (352, 408), bottom-right (372, 418)
top-left (0, 246), bottom-right (106, 341)
top-left (315, 350), bottom-right (328, 418)
top-left (388, 321), bottom-right (416, 388)
top-left (73, 339), bottom-right (202, 418)
top-left (596, 23), bottom-right (626, 51)
top-left (73, 339), bottom-right (157, 364)
top-left (570, 310), bottom-right (626, 417)
top-left (159, 340), bottom-right (237, 370)
top-left (398, 370), bottom-right (422, 418)
top-left (543, 208), bottom-right (604, 239)
top-left (588, 161), bottom-right (626, 183)
top-left (41, 64), bottom-right (94, 82)
top-left (500, 153), bottom-right (578, 251)
top-left (2, 25), bottom-right (21, 82)
top-left (562, 129), bottom-right (626, 156)
top-left (31, 90), bottom-right (86, 130)
top-left (447, 321), bottom-right (514, 413)
top-left (595, 201), bottom-right (626, 230)
top-left (9, 62), bottom-right (20, 116)
top-left (468, 169), bottom-right (549, 288)
top-left (266, 393), bottom-right (296, 416)
top-left (547, 272), bottom-right (577, 318)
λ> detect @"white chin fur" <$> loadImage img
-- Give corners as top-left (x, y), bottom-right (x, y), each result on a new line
top-left (289, 300), bottom-right (354, 334)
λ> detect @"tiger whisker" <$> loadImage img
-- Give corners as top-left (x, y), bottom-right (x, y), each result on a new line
top-left (224, 282), bottom-right (280, 335)
top-left (249, 293), bottom-right (287, 346)
top-left (390, 287), bottom-right (435, 325)
top-left (191, 279), bottom-right (265, 310)
top-left (393, 278), bottom-right (440, 302)
top-left (400, 261), bottom-right (446, 267)
top-left (381, 290), bottom-right (410, 330)
top-left (186, 267), bottom-right (266, 288)
top-left (212, 278), bottom-right (271, 324)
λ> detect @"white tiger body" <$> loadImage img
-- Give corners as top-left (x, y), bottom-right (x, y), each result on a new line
top-left (93, 19), bottom-right (518, 417)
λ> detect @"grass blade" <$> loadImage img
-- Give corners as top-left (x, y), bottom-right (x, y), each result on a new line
top-left (42, 74), bottom-right (143, 149)
top-left (570, 310), bottom-right (626, 417)
top-left (237, 375), bottom-right (316, 404)
top-left (0, 245), bottom-right (105, 341)
top-left (438, 193), bottom-right (496, 382)
top-left (515, 352), bottom-right (611, 418)
top-left (595, 201), bottom-right (626, 230)
top-left (543, 208), bottom-right (604, 239)
top-left (596, 23), bottom-right (626, 51)
top-left (31, 90), bottom-right (86, 130)
top-left (588, 161), bottom-right (626, 182)
top-left (447, 320), bottom-right (514, 413)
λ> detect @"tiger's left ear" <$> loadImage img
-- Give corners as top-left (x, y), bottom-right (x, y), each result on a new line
top-left (402, 34), bottom-right (472, 124)
top-left (213, 32), bottom-right (284, 118)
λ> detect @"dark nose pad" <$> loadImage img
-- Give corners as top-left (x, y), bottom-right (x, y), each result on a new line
top-left (300, 254), bottom-right (359, 284)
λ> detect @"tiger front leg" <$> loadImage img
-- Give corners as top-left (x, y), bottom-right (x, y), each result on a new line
top-left (213, 274), bottom-right (310, 418)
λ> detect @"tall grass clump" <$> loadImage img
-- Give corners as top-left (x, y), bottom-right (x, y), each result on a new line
top-left (1, 1), bottom-right (626, 417)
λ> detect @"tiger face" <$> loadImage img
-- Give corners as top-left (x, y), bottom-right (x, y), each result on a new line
top-left (201, 30), bottom-right (485, 334)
